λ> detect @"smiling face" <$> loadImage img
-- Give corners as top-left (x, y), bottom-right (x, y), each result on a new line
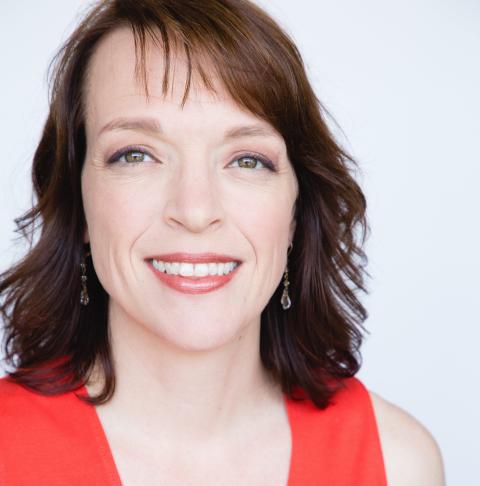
top-left (81, 27), bottom-right (298, 351)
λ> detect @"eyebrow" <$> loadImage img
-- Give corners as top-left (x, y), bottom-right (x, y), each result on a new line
top-left (97, 116), bottom-right (278, 141)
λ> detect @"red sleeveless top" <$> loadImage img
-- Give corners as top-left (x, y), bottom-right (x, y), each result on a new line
top-left (0, 375), bottom-right (387, 485)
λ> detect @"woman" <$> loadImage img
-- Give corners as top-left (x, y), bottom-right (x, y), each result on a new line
top-left (0, 0), bottom-right (445, 484)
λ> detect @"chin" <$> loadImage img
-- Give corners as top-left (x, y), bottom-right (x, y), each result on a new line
top-left (149, 316), bottom-right (250, 353)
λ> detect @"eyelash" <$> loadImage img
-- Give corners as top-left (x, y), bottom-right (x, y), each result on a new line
top-left (106, 145), bottom-right (277, 172)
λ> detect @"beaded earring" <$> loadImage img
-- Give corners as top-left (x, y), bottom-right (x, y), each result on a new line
top-left (80, 251), bottom-right (91, 306)
top-left (281, 243), bottom-right (293, 310)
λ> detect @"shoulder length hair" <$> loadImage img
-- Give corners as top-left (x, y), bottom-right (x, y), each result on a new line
top-left (0, 0), bottom-right (368, 408)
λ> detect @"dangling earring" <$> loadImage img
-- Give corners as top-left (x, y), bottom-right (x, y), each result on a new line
top-left (80, 251), bottom-right (91, 306)
top-left (281, 243), bottom-right (293, 310)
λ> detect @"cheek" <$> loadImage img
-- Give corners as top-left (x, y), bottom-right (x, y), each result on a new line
top-left (82, 175), bottom-right (160, 306)
top-left (228, 182), bottom-right (293, 248)
top-left (227, 186), bottom-right (292, 285)
top-left (81, 171), bottom-right (155, 275)
top-left (237, 203), bottom-right (289, 248)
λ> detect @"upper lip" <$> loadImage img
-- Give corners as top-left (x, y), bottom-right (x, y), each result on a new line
top-left (149, 253), bottom-right (242, 264)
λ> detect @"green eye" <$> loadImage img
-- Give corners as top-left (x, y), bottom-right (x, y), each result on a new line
top-left (232, 155), bottom-right (273, 170)
top-left (238, 156), bottom-right (262, 169)
top-left (107, 147), bottom-right (156, 165)
top-left (122, 151), bottom-right (149, 163)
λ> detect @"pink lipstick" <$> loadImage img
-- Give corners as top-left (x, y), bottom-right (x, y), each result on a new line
top-left (146, 253), bottom-right (242, 294)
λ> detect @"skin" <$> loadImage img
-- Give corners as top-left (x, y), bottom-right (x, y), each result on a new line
top-left (370, 392), bottom-right (447, 486)
top-left (80, 27), bottom-right (446, 486)
top-left (81, 27), bottom-right (296, 484)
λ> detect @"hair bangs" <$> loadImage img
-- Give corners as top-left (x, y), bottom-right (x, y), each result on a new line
top-left (120, 4), bottom-right (301, 137)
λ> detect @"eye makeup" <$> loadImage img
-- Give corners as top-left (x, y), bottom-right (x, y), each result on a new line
top-left (105, 145), bottom-right (278, 172)
top-left (105, 145), bottom-right (157, 165)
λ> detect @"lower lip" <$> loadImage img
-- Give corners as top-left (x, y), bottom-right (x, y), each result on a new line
top-left (148, 261), bottom-right (241, 294)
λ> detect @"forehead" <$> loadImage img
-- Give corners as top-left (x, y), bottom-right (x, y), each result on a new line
top-left (84, 27), bottom-right (243, 123)
top-left (82, 27), bottom-right (288, 149)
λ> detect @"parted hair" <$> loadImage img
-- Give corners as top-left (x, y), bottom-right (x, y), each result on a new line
top-left (0, 0), bottom-right (369, 407)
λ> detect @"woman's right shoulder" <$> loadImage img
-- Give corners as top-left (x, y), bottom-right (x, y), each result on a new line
top-left (0, 374), bottom-right (83, 427)
top-left (0, 374), bottom-right (31, 406)
top-left (0, 376), bottom-right (107, 484)
top-left (0, 374), bottom-right (95, 454)
top-left (0, 375), bottom-right (43, 424)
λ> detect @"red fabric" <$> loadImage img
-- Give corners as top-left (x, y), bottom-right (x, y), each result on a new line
top-left (0, 375), bottom-right (387, 485)
top-left (285, 377), bottom-right (387, 485)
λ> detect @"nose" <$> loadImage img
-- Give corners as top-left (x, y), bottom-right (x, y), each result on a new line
top-left (163, 161), bottom-right (223, 233)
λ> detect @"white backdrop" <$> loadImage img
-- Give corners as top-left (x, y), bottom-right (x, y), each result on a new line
top-left (1, 1), bottom-right (479, 484)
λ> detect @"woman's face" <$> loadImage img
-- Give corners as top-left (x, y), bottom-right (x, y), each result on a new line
top-left (81, 28), bottom-right (298, 351)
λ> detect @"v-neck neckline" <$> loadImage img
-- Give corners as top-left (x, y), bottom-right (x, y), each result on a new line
top-left (78, 384), bottom-right (298, 486)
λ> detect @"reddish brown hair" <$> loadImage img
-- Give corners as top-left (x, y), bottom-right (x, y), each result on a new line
top-left (0, 0), bottom-right (368, 408)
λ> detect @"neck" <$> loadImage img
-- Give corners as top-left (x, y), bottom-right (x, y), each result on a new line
top-left (86, 300), bottom-right (282, 447)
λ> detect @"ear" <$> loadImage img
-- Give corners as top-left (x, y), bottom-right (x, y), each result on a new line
top-left (288, 217), bottom-right (296, 245)
top-left (288, 198), bottom-right (297, 245)
top-left (83, 225), bottom-right (90, 245)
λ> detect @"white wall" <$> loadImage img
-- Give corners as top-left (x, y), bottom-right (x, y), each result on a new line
top-left (1, 1), bottom-right (478, 484)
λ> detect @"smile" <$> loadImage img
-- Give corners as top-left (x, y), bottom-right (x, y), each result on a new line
top-left (152, 259), bottom-right (239, 277)
top-left (147, 256), bottom-right (242, 294)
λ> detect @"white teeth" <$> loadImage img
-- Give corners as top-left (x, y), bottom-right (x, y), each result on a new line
top-left (179, 263), bottom-right (193, 277)
top-left (193, 263), bottom-right (209, 277)
top-left (152, 259), bottom-right (238, 277)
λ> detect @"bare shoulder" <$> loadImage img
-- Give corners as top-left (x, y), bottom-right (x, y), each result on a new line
top-left (369, 390), bottom-right (446, 486)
